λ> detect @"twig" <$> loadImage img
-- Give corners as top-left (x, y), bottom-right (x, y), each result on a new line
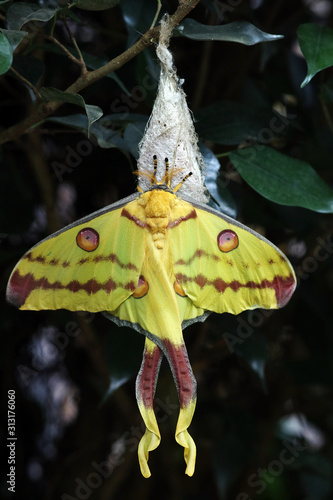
top-left (215, 151), bottom-right (232, 158)
top-left (0, 0), bottom-right (201, 145)
top-left (62, 5), bottom-right (87, 75)
top-left (10, 67), bottom-right (42, 99)
top-left (46, 34), bottom-right (86, 69)
top-left (150, 0), bottom-right (162, 29)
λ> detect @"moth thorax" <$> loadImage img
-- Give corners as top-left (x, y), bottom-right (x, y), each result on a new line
top-left (147, 217), bottom-right (168, 230)
top-left (145, 191), bottom-right (174, 218)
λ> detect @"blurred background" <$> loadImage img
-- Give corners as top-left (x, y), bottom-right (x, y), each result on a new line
top-left (1, 0), bottom-right (333, 498)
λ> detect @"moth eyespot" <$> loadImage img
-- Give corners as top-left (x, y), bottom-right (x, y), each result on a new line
top-left (76, 228), bottom-right (99, 252)
top-left (174, 279), bottom-right (186, 297)
top-left (217, 230), bottom-right (238, 253)
top-left (133, 275), bottom-right (149, 298)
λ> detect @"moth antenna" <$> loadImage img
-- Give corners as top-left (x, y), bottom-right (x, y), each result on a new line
top-left (164, 157), bottom-right (170, 187)
top-left (173, 172), bottom-right (193, 193)
top-left (152, 155), bottom-right (158, 185)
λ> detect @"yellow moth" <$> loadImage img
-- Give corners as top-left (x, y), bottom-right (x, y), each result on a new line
top-left (7, 157), bottom-right (296, 478)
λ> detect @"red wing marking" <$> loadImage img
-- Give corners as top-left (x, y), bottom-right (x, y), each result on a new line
top-left (194, 274), bottom-right (208, 288)
top-left (168, 209), bottom-right (197, 228)
top-left (121, 208), bottom-right (147, 228)
top-left (25, 253), bottom-right (47, 264)
top-left (175, 251), bottom-right (284, 267)
top-left (176, 273), bottom-right (295, 308)
top-left (174, 249), bottom-right (219, 266)
top-left (121, 207), bottom-right (196, 230)
top-left (24, 252), bottom-right (138, 271)
top-left (272, 274), bottom-right (296, 307)
top-left (7, 270), bottom-right (136, 308)
top-left (136, 345), bottom-right (162, 409)
top-left (163, 340), bottom-right (196, 407)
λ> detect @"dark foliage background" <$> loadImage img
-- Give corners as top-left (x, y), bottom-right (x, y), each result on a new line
top-left (1, 0), bottom-right (333, 499)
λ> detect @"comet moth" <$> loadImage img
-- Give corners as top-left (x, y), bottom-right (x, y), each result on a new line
top-left (7, 156), bottom-right (296, 477)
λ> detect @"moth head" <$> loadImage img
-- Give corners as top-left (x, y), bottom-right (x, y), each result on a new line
top-left (135, 156), bottom-right (192, 193)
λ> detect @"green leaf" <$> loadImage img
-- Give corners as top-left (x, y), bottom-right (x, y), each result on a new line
top-left (40, 87), bottom-right (103, 134)
top-left (48, 114), bottom-right (125, 150)
top-left (195, 101), bottom-right (274, 145)
top-left (47, 114), bottom-right (91, 131)
top-left (47, 113), bottom-right (148, 150)
top-left (176, 19), bottom-right (283, 45)
top-left (199, 142), bottom-right (237, 217)
top-left (120, 0), bottom-right (162, 47)
top-left (6, 2), bottom-right (57, 31)
top-left (123, 121), bottom-right (147, 158)
top-left (0, 31), bottom-right (12, 75)
top-left (101, 113), bottom-right (149, 126)
top-left (95, 114), bottom-right (147, 150)
top-left (298, 23), bottom-right (333, 87)
top-left (135, 47), bottom-right (160, 106)
top-left (0, 0), bottom-right (12, 9)
top-left (230, 145), bottom-right (333, 213)
top-left (0, 28), bottom-right (28, 51)
top-left (90, 125), bottom-right (125, 150)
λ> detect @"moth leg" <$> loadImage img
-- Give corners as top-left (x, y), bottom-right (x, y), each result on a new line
top-left (163, 339), bottom-right (197, 476)
top-left (136, 337), bottom-right (163, 478)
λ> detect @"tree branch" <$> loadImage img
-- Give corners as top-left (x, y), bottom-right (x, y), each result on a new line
top-left (0, 0), bottom-right (200, 145)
